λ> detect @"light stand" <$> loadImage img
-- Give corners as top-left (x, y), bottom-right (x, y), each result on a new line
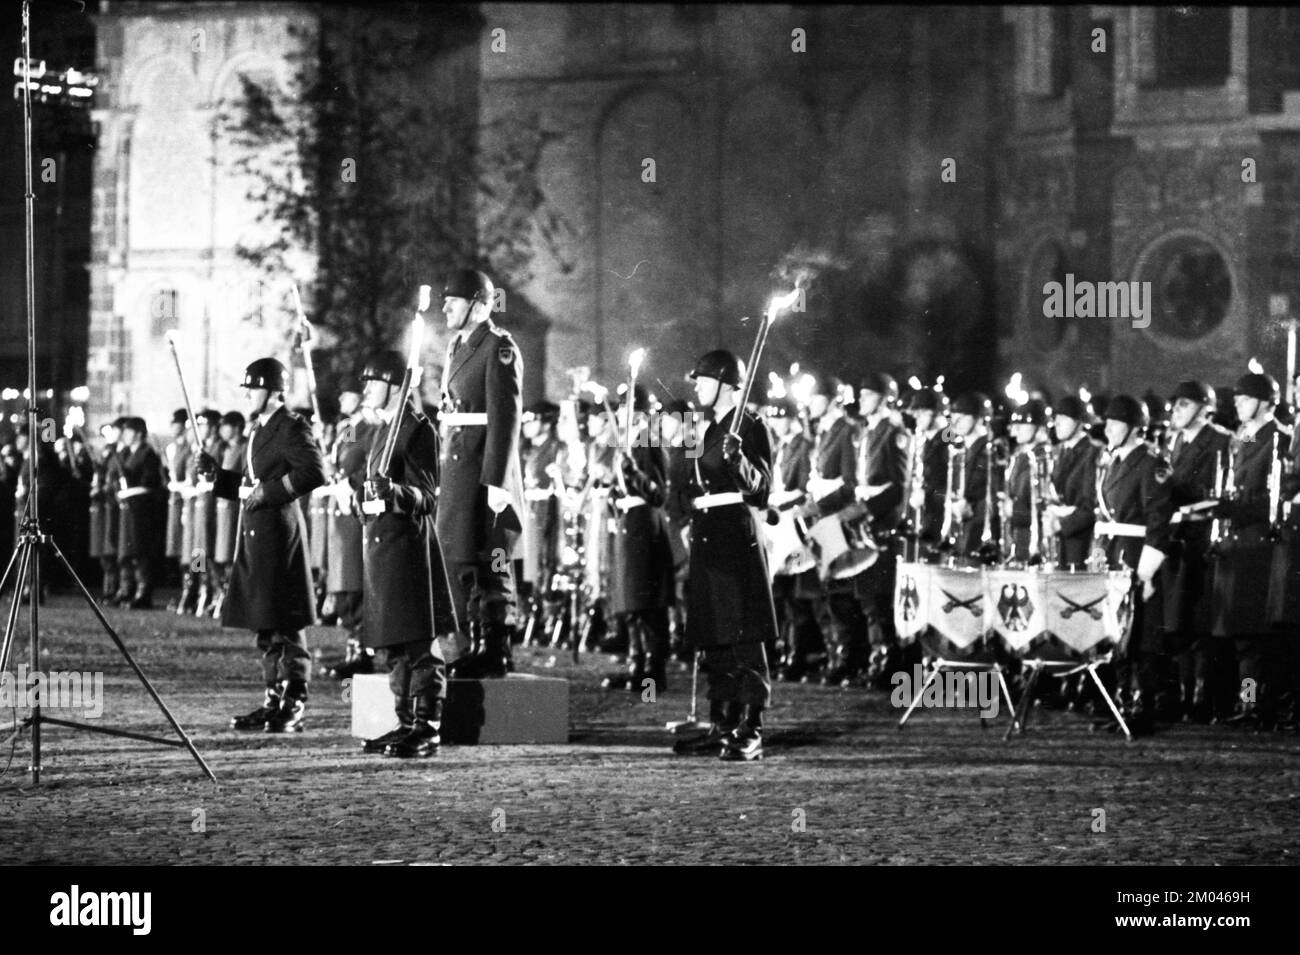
top-left (0, 1), bottom-right (215, 785)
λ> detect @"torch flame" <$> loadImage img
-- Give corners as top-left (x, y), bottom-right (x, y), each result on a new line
top-left (406, 316), bottom-right (425, 371)
top-left (790, 373), bottom-right (815, 407)
top-left (628, 347), bottom-right (646, 378)
top-left (417, 284), bottom-right (432, 313)
top-left (908, 375), bottom-right (923, 391)
top-left (1078, 384), bottom-right (1091, 404)
top-left (1005, 372), bottom-right (1028, 406)
top-left (766, 286), bottom-right (802, 321)
top-left (1248, 356), bottom-right (1264, 374)
top-left (767, 372), bottom-right (787, 400)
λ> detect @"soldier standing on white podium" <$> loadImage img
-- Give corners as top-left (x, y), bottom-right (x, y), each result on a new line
top-left (357, 350), bottom-right (459, 758)
top-left (197, 358), bottom-right (325, 733)
top-left (673, 349), bottom-right (777, 761)
top-left (436, 269), bottom-right (525, 679)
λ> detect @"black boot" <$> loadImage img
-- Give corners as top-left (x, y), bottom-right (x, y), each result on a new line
top-left (193, 573), bottom-right (211, 617)
top-left (645, 651), bottom-right (668, 695)
top-left (231, 684), bottom-right (281, 730)
top-left (721, 704), bottom-right (764, 761)
top-left (129, 580), bottom-right (154, 610)
top-left (384, 699), bottom-right (442, 758)
top-left (329, 639), bottom-right (375, 680)
top-left (265, 679), bottom-right (307, 733)
top-left (455, 622), bottom-right (513, 679)
top-left (673, 700), bottom-right (740, 755)
top-left (447, 622), bottom-right (483, 678)
top-left (363, 695), bottom-right (413, 753)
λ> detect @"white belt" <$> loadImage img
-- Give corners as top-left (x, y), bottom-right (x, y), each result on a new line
top-left (238, 483), bottom-right (257, 501)
top-left (614, 495), bottom-right (647, 512)
top-left (361, 498), bottom-right (406, 516)
top-left (443, 413), bottom-right (488, 427)
top-left (168, 481), bottom-right (186, 494)
top-left (1171, 501), bottom-right (1216, 524)
top-left (1094, 520), bottom-right (1146, 538)
top-left (524, 488), bottom-right (554, 502)
top-left (118, 487), bottom-right (151, 500)
top-left (693, 492), bottom-right (744, 511)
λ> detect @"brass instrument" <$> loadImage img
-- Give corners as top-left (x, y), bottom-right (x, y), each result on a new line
top-left (978, 434), bottom-right (1008, 565)
top-left (1268, 429), bottom-right (1283, 538)
top-left (1209, 442), bottom-right (1237, 553)
top-left (1037, 443), bottom-right (1060, 566)
top-left (906, 421), bottom-right (926, 559)
top-left (938, 434), bottom-right (963, 553)
top-left (1027, 446), bottom-right (1042, 565)
top-left (999, 444), bottom-right (1016, 563)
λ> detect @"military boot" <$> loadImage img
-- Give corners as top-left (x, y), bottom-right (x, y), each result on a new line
top-left (673, 701), bottom-right (740, 755)
top-left (721, 704), bottom-right (764, 761)
top-left (329, 639), bottom-right (375, 680)
top-left (129, 578), bottom-right (154, 610)
top-left (447, 622), bottom-right (484, 678)
top-left (193, 572), bottom-right (211, 617)
top-left (264, 680), bottom-right (307, 733)
top-left (645, 651), bottom-right (669, 696)
top-left (363, 695), bottom-right (413, 753)
top-left (231, 684), bottom-right (282, 730)
top-left (384, 699), bottom-right (442, 759)
top-left (601, 653), bottom-right (645, 691)
top-left (176, 571), bottom-right (199, 615)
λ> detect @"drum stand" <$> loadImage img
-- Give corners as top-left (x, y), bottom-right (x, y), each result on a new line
top-left (897, 655), bottom-right (1019, 732)
top-left (1003, 652), bottom-right (1131, 742)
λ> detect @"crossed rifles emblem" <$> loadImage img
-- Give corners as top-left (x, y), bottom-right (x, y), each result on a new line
top-left (940, 589), bottom-right (983, 615)
top-left (1058, 592), bottom-right (1106, 621)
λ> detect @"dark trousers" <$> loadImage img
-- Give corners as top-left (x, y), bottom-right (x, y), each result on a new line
top-left (1234, 632), bottom-right (1284, 713)
top-left (256, 628), bottom-right (312, 687)
top-left (816, 588), bottom-right (868, 670)
top-left (385, 639), bottom-right (447, 708)
top-left (99, 555), bottom-right (118, 596)
top-left (119, 555), bottom-right (152, 595)
top-left (1177, 635), bottom-right (1236, 717)
top-left (334, 590), bottom-right (365, 644)
top-left (450, 558), bottom-right (516, 631)
top-left (700, 642), bottom-right (771, 707)
top-left (772, 574), bottom-right (822, 665)
top-left (624, 607), bottom-right (669, 659)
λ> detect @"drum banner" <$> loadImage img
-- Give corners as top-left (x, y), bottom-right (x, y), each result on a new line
top-left (1045, 570), bottom-right (1131, 654)
top-left (926, 564), bottom-right (986, 650)
top-left (984, 568), bottom-right (1048, 653)
top-left (893, 562), bottom-right (931, 640)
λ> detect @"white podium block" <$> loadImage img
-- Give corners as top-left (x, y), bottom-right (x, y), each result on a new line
top-left (350, 672), bottom-right (569, 744)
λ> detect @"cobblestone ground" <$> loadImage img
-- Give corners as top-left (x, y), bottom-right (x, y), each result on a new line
top-left (0, 593), bottom-right (1297, 865)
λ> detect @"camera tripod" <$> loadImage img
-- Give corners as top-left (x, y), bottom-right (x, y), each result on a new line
top-left (0, 0), bottom-right (214, 785)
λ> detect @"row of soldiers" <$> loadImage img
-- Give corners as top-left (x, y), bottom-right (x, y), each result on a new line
top-left (508, 366), bottom-right (1300, 738)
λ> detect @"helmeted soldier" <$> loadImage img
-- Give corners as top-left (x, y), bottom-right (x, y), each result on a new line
top-left (198, 358), bottom-right (325, 733)
top-left (852, 371), bottom-right (910, 685)
top-left (796, 375), bottom-right (867, 686)
top-left (905, 387), bottom-right (951, 548)
top-left (1004, 398), bottom-right (1052, 563)
top-left (1044, 395), bottom-right (1099, 568)
top-left (520, 399), bottom-right (563, 644)
top-left (323, 390), bottom-right (379, 679)
top-left (1212, 371), bottom-right (1289, 729)
top-left (948, 392), bottom-right (1001, 561)
top-left (436, 268), bottom-right (525, 678)
top-left (209, 410), bottom-right (246, 619)
top-left (767, 394), bottom-right (820, 682)
top-left (1095, 394), bottom-right (1174, 735)
top-left (672, 349), bottom-right (778, 761)
top-left (164, 408), bottom-right (192, 608)
top-left (356, 349), bottom-right (459, 758)
top-left (602, 384), bottom-right (675, 692)
top-left (1161, 380), bottom-right (1233, 722)
top-left (115, 416), bottom-right (165, 609)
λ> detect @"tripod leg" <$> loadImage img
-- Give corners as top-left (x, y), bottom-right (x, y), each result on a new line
top-left (48, 538), bottom-right (217, 782)
top-left (0, 541), bottom-right (22, 599)
top-left (0, 540), bottom-right (33, 675)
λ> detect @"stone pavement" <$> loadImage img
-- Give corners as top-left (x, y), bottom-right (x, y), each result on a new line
top-left (0, 595), bottom-right (1297, 865)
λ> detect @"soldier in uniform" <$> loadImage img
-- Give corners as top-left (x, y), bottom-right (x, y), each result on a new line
top-left (189, 410), bottom-right (225, 616)
top-left (1004, 399), bottom-right (1052, 563)
top-left (322, 390), bottom-right (378, 679)
top-left (1212, 372), bottom-right (1288, 729)
top-left (661, 397), bottom-right (696, 659)
top-left (905, 388), bottom-right (951, 550)
top-left (520, 399), bottom-right (563, 645)
top-left (852, 372), bottom-right (910, 685)
top-left (436, 269), bottom-right (525, 679)
top-left (115, 417), bottom-right (165, 609)
top-left (672, 349), bottom-right (777, 761)
top-left (355, 351), bottom-right (458, 758)
top-left (767, 395), bottom-right (820, 681)
top-left (602, 385), bottom-right (675, 692)
top-left (1161, 381), bottom-right (1232, 723)
top-left (1044, 395), bottom-right (1099, 569)
top-left (1095, 395), bottom-right (1174, 736)
top-left (164, 409), bottom-right (192, 608)
top-left (198, 358), bottom-right (325, 733)
top-left (209, 411), bottom-right (246, 620)
top-left (948, 392), bottom-right (1001, 561)
top-left (90, 418), bottom-right (125, 602)
top-left (797, 377), bottom-right (867, 686)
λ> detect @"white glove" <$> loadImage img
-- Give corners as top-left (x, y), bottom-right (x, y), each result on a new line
top-left (1137, 544), bottom-right (1165, 583)
top-left (486, 484), bottom-right (511, 514)
top-left (1047, 504), bottom-right (1077, 519)
top-left (855, 484), bottom-right (889, 502)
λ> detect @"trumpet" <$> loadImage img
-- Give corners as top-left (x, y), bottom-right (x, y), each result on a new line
top-left (1268, 430), bottom-right (1283, 538)
top-left (1036, 444), bottom-right (1059, 566)
top-left (978, 435), bottom-right (1008, 565)
top-left (906, 421), bottom-right (926, 558)
top-left (938, 435), bottom-right (964, 553)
